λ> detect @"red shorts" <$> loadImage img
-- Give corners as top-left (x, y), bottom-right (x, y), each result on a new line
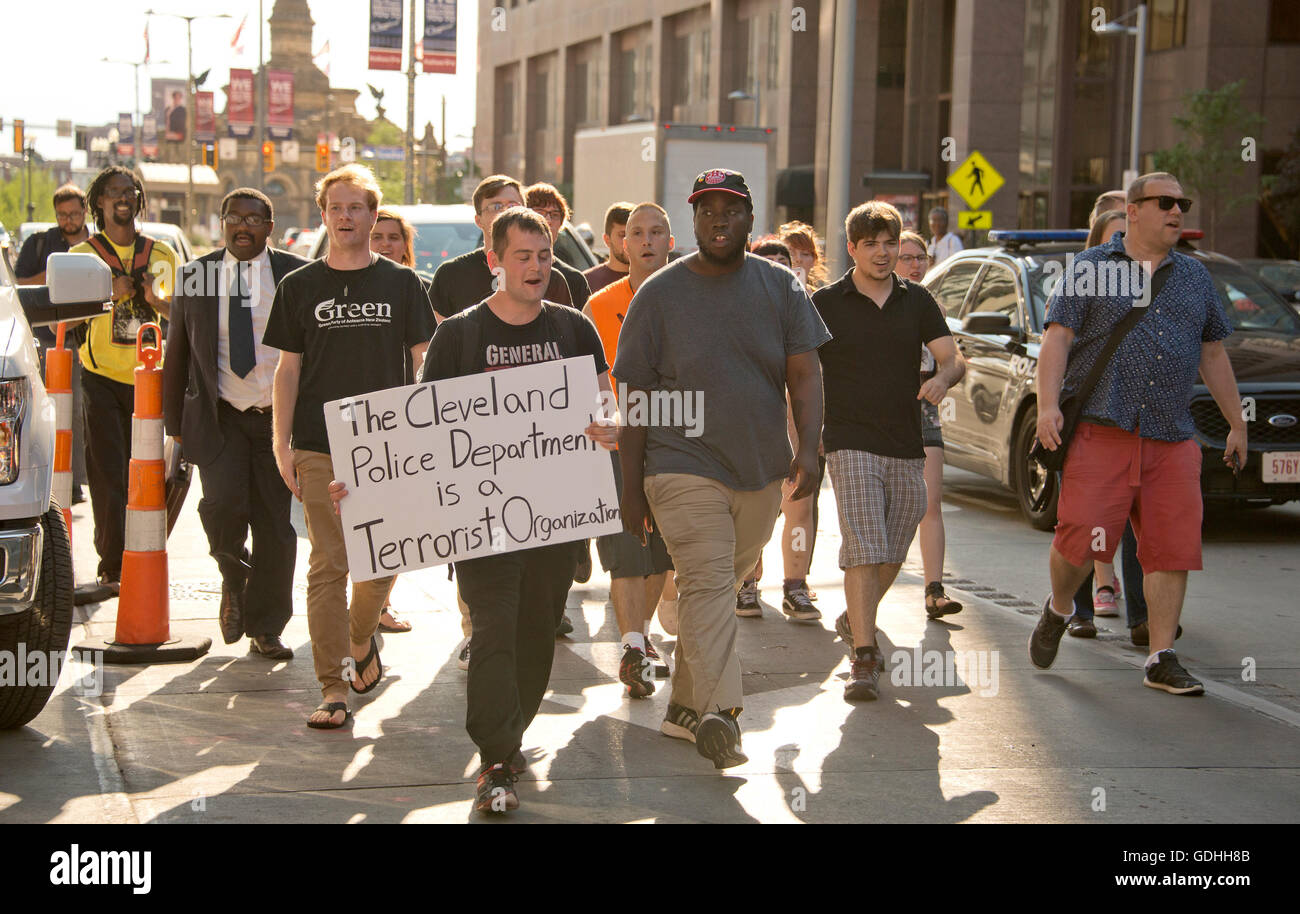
top-left (1053, 422), bottom-right (1203, 572)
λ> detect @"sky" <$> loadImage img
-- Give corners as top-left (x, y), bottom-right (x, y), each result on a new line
top-left (0, 0), bottom-right (478, 166)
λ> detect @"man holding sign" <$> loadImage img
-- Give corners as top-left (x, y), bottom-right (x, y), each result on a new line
top-left (334, 207), bottom-right (617, 813)
top-left (263, 164), bottom-right (433, 729)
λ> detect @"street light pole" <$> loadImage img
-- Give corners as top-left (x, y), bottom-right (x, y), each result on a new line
top-left (405, 0), bottom-right (417, 204)
top-left (257, 0), bottom-right (266, 192)
top-left (1095, 5), bottom-right (1147, 187)
top-left (826, 0), bottom-right (857, 280)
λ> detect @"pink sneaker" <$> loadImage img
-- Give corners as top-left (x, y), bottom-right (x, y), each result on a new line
top-left (1094, 586), bottom-right (1120, 617)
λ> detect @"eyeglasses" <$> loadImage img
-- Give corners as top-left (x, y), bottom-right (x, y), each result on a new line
top-left (222, 213), bottom-right (269, 227)
top-left (54, 209), bottom-right (85, 220)
top-left (898, 254), bottom-right (930, 265)
top-left (101, 188), bottom-right (138, 201)
top-left (479, 201), bottom-right (515, 215)
top-left (533, 208), bottom-right (563, 221)
top-left (1132, 195), bottom-right (1193, 213)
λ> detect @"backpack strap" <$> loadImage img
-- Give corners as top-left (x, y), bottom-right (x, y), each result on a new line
top-left (456, 303), bottom-right (486, 377)
top-left (131, 234), bottom-right (155, 278)
top-left (85, 233), bottom-right (127, 275)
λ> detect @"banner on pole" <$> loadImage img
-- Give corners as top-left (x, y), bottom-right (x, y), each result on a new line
top-left (142, 115), bottom-right (158, 158)
top-left (116, 112), bottom-right (134, 156)
top-left (324, 358), bottom-right (621, 581)
top-left (268, 69), bottom-right (295, 140)
top-left (195, 91), bottom-right (215, 142)
top-left (423, 0), bottom-right (457, 74)
top-left (151, 77), bottom-right (188, 142)
top-left (369, 0), bottom-right (404, 71)
top-left (226, 68), bottom-right (255, 138)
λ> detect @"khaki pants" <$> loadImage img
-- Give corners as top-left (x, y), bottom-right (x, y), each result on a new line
top-left (295, 450), bottom-right (396, 697)
top-left (644, 473), bottom-right (783, 714)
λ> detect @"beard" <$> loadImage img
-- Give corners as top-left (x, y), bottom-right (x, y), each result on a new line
top-left (695, 234), bottom-right (748, 266)
top-left (110, 207), bottom-right (135, 228)
top-left (609, 247), bottom-right (629, 267)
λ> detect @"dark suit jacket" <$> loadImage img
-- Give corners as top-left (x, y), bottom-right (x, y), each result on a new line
top-left (163, 247), bottom-right (309, 468)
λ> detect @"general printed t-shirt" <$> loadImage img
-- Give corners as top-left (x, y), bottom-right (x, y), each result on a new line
top-left (612, 254), bottom-right (831, 492)
top-left (71, 236), bottom-right (179, 386)
top-left (420, 300), bottom-right (607, 384)
top-left (586, 275), bottom-right (635, 389)
top-left (428, 247), bottom-right (572, 319)
top-left (262, 256), bottom-right (433, 454)
top-left (813, 270), bottom-right (951, 459)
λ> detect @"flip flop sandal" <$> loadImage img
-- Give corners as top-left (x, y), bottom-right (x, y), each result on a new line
top-left (306, 701), bottom-right (351, 729)
top-left (377, 610), bottom-right (412, 633)
top-left (350, 635), bottom-right (384, 694)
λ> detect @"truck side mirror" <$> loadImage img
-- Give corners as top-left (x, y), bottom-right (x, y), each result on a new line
top-left (18, 253), bottom-right (112, 328)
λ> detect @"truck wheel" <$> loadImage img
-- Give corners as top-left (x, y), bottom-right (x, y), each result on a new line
top-left (1013, 408), bottom-right (1060, 532)
top-left (0, 505), bottom-right (75, 729)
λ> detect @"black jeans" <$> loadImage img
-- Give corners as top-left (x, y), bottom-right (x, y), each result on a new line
top-left (196, 401), bottom-right (297, 638)
top-left (1072, 520), bottom-right (1146, 623)
top-left (82, 370), bottom-right (133, 579)
top-left (456, 542), bottom-right (577, 765)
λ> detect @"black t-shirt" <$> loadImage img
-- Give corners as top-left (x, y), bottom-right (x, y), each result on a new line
top-left (813, 270), bottom-right (952, 459)
top-left (428, 247), bottom-right (572, 319)
top-left (16, 227), bottom-right (75, 345)
top-left (553, 257), bottom-right (591, 311)
top-left (420, 300), bottom-right (608, 383)
top-left (262, 256), bottom-right (434, 453)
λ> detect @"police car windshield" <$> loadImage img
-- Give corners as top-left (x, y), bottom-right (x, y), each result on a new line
top-left (1026, 253), bottom-right (1300, 335)
top-left (412, 221), bottom-right (482, 278)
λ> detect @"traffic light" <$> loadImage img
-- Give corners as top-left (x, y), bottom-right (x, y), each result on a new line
top-left (200, 142), bottom-right (218, 168)
top-left (262, 140), bottom-right (274, 173)
top-left (13, 119), bottom-right (24, 154)
top-left (315, 141), bottom-right (330, 173)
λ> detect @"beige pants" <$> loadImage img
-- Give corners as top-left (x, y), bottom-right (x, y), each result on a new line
top-left (295, 450), bottom-right (396, 697)
top-left (644, 473), bottom-right (783, 714)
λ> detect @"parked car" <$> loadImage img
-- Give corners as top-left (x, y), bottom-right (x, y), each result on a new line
top-left (139, 221), bottom-right (194, 264)
top-left (279, 227), bottom-right (303, 250)
top-left (307, 204), bottom-right (599, 278)
top-left (0, 246), bottom-right (110, 727)
top-left (921, 229), bottom-right (1300, 530)
top-left (291, 228), bottom-right (320, 258)
top-left (1239, 258), bottom-right (1300, 311)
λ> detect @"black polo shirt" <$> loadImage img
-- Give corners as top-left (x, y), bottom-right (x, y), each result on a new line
top-left (812, 269), bottom-right (951, 459)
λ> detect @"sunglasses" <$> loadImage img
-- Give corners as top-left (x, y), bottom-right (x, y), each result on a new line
top-left (1132, 195), bottom-right (1193, 213)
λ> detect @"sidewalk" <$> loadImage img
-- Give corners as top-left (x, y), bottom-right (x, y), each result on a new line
top-left (1, 477), bottom-right (1297, 824)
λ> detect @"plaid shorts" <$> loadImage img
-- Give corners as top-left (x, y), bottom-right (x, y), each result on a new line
top-left (827, 448), bottom-right (927, 567)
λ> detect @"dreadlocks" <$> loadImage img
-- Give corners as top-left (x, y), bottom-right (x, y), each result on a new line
top-left (87, 165), bottom-right (145, 231)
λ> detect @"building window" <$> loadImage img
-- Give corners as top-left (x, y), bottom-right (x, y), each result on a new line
top-left (618, 47), bottom-right (637, 121)
top-left (1270, 0), bottom-right (1300, 42)
top-left (767, 7), bottom-right (780, 90)
top-left (1146, 0), bottom-right (1187, 52)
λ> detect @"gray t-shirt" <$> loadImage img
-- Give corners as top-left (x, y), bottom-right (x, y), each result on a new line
top-left (613, 254), bottom-right (831, 491)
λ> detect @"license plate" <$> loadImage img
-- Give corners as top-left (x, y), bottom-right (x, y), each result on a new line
top-left (1262, 452), bottom-right (1300, 483)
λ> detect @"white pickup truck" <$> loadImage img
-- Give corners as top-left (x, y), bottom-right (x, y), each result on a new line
top-left (0, 246), bottom-right (110, 728)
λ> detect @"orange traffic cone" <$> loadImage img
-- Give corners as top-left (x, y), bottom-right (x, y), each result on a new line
top-left (45, 323), bottom-right (74, 543)
top-left (79, 324), bottom-right (211, 664)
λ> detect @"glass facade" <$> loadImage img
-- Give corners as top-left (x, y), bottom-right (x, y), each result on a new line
top-left (1019, 0), bottom-right (1060, 227)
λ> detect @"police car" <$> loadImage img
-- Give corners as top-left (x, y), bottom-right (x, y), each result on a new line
top-left (922, 229), bottom-right (1300, 530)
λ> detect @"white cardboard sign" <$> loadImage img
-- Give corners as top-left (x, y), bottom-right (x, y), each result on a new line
top-left (324, 357), bottom-right (621, 581)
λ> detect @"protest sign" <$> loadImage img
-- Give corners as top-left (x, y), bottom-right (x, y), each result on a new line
top-left (324, 357), bottom-right (621, 582)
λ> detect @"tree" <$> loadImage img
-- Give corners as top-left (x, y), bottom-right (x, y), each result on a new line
top-left (365, 120), bottom-right (406, 208)
top-left (0, 167), bottom-right (60, 235)
top-left (1262, 127), bottom-right (1300, 257)
top-left (1152, 80), bottom-right (1265, 250)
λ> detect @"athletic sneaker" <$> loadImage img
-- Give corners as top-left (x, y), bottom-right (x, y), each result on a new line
top-left (661, 703), bottom-right (699, 743)
top-left (1143, 650), bottom-right (1204, 695)
top-left (1028, 595), bottom-right (1070, 669)
top-left (696, 709), bottom-right (748, 769)
top-left (474, 762), bottom-right (519, 814)
top-left (508, 748), bottom-right (528, 776)
top-left (735, 579), bottom-right (761, 617)
top-left (556, 614), bottom-right (574, 637)
top-left (781, 584), bottom-right (821, 621)
top-left (1093, 585), bottom-right (1120, 617)
top-left (845, 646), bottom-right (883, 702)
top-left (456, 639), bottom-right (470, 671)
top-left (619, 645), bottom-right (656, 698)
top-left (835, 611), bottom-right (854, 651)
top-left (645, 640), bottom-right (669, 677)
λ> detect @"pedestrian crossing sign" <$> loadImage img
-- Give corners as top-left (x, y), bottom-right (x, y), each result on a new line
top-left (958, 210), bottom-right (993, 230)
top-left (948, 151), bottom-right (1004, 210)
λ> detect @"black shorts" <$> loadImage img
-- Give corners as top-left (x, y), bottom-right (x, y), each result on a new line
top-left (597, 452), bottom-right (674, 579)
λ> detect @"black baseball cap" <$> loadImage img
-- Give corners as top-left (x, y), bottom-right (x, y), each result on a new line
top-left (687, 169), bottom-right (752, 205)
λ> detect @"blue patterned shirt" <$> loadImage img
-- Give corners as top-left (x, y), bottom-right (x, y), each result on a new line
top-left (1045, 232), bottom-right (1233, 442)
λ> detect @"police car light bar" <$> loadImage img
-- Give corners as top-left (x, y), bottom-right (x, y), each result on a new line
top-left (987, 230), bottom-right (1089, 243)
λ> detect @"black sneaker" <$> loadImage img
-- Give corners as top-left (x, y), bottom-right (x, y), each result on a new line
top-left (924, 581), bottom-right (963, 619)
top-left (619, 645), bottom-right (656, 699)
top-left (845, 646), bottom-right (883, 702)
top-left (781, 584), bottom-right (821, 621)
top-left (835, 611), bottom-right (854, 651)
top-left (1067, 617), bottom-right (1097, 638)
top-left (696, 709), bottom-right (748, 769)
top-left (574, 542), bottom-right (592, 584)
top-left (1143, 650), bottom-right (1204, 695)
top-left (474, 762), bottom-right (519, 814)
top-left (555, 614), bottom-right (574, 637)
top-left (735, 579), bottom-right (761, 617)
top-left (661, 703), bottom-right (699, 743)
top-left (1028, 595), bottom-right (1069, 669)
top-left (645, 640), bottom-right (669, 677)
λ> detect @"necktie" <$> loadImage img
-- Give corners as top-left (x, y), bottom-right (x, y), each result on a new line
top-left (229, 261), bottom-right (256, 379)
